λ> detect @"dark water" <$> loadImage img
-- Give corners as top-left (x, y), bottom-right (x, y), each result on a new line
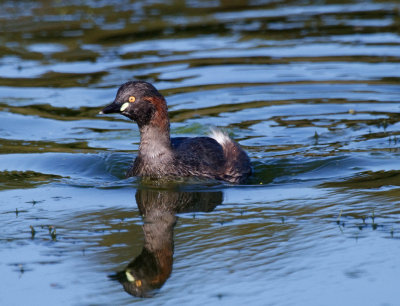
top-left (1, 0), bottom-right (400, 305)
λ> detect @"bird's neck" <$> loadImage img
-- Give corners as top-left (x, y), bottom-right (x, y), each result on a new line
top-left (138, 123), bottom-right (173, 161)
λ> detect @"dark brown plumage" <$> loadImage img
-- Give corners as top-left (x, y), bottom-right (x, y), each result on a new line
top-left (100, 81), bottom-right (252, 183)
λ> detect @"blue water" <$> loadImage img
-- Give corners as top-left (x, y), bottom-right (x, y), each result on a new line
top-left (1, 0), bottom-right (400, 305)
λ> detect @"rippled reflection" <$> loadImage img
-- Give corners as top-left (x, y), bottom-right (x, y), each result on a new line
top-left (110, 187), bottom-right (222, 298)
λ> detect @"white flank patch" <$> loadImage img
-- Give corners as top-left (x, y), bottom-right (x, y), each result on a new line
top-left (210, 129), bottom-right (230, 145)
top-left (120, 102), bottom-right (130, 112)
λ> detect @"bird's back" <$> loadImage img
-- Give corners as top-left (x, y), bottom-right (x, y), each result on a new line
top-left (172, 133), bottom-right (251, 183)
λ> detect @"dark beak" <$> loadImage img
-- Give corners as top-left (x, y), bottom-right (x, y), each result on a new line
top-left (99, 101), bottom-right (120, 115)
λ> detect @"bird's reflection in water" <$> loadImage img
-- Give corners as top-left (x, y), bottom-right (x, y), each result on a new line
top-left (110, 186), bottom-right (223, 297)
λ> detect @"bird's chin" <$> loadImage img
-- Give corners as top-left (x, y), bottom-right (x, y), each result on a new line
top-left (121, 112), bottom-right (136, 121)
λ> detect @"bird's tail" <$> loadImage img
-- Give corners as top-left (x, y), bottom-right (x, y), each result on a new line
top-left (210, 129), bottom-right (252, 183)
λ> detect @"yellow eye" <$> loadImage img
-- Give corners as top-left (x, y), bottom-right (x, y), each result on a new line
top-left (129, 96), bottom-right (136, 103)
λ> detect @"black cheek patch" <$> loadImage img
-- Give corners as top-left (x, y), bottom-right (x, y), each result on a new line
top-left (131, 102), bottom-right (155, 127)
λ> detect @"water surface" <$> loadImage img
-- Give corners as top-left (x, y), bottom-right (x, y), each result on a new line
top-left (1, 0), bottom-right (400, 305)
